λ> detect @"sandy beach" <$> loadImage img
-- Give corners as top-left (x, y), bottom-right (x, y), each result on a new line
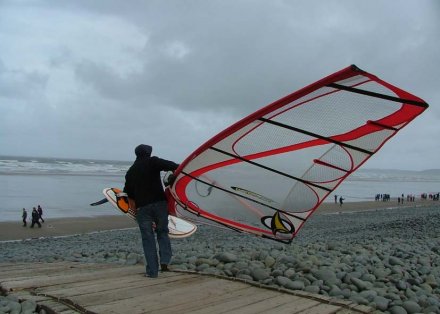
top-left (0, 215), bottom-right (137, 242)
top-left (0, 199), bottom-right (437, 242)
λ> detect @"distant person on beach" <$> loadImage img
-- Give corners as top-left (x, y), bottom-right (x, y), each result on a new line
top-left (30, 207), bottom-right (41, 228)
top-left (124, 144), bottom-right (179, 278)
top-left (334, 195), bottom-right (337, 204)
top-left (339, 196), bottom-right (344, 206)
top-left (22, 208), bottom-right (27, 227)
top-left (37, 205), bottom-right (44, 223)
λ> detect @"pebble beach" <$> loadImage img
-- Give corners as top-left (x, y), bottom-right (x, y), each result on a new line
top-left (1, 201), bottom-right (440, 314)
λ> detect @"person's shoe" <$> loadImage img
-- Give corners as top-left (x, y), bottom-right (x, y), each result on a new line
top-left (145, 274), bottom-right (158, 278)
top-left (161, 264), bottom-right (169, 272)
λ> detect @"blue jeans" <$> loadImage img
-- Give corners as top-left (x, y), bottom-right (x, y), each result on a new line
top-left (136, 201), bottom-right (172, 277)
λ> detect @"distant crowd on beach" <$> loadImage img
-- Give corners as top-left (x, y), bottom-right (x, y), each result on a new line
top-left (375, 194), bottom-right (391, 201)
top-left (421, 192), bottom-right (440, 201)
top-left (21, 205), bottom-right (45, 228)
top-left (375, 193), bottom-right (439, 203)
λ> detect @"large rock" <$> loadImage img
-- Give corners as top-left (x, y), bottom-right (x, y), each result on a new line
top-left (264, 256), bottom-right (276, 268)
top-left (373, 296), bottom-right (391, 311)
top-left (351, 277), bottom-right (369, 291)
top-left (251, 268), bottom-right (270, 281)
top-left (8, 300), bottom-right (21, 313)
top-left (305, 285), bottom-right (320, 294)
top-left (21, 300), bottom-right (37, 313)
top-left (402, 301), bottom-right (421, 314)
top-left (276, 276), bottom-right (292, 288)
top-left (215, 252), bottom-right (237, 263)
top-left (389, 305), bottom-right (407, 314)
top-left (125, 252), bottom-right (140, 265)
top-left (285, 280), bottom-right (305, 290)
top-left (312, 268), bottom-right (339, 285)
top-left (389, 256), bottom-right (405, 266)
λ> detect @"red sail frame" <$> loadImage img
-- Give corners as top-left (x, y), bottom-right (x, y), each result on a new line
top-left (169, 65), bottom-right (428, 243)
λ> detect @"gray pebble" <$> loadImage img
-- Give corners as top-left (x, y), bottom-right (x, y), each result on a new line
top-left (286, 280), bottom-right (305, 290)
top-left (21, 300), bottom-right (37, 312)
top-left (350, 294), bottom-right (370, 305)
top-left (373, 296), bottom-right (391, 311)
top-left (312, 268), bottom-right (338, 285)
top-left (351, 277), bottom-right (369, 291)
top-left (389, 305), bottom-right (408, 314)
top-left (305, 285), bottom-right (320, 294)
top-left (237, 274), bottom-right (253, 281)
top-left (214, 252), bottom-right (237, 263)
top-left (251, 268), bottom-right (270, 281)
top-left (402, 300), bottom-right (421, 314)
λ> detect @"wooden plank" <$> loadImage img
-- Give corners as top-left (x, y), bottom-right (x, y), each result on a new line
top-left (257, 297), bottom-right (338, 314)
top-left (35, 270), bottom-right (164, 291)
top-left (0, 262), bottom-right (110, 274)
top-left (0, 262), bottom-right (79, 278)
top-left (35, 275), bottom-right (148, 297)
top-left (78, 275), bottom-right (226, 310)
top-left (150, 282), bottom-right (277, 313)
top-left (237, 295), bottom-right (321, 314)
top-left (5, 291), bottom-right (51, 303)
top-left (296, 303), bottom-right (343, 314)
top-left (348, 305), bottom-right (374, 313)
top-left (151, 286), bottom-right (263, 314)
top-left (38, 272), bottom-right (198, 298)
top-left (86, 276), bottom-right (256, 313)
top-left (38, 274), bottom-right (196, 297)
top-left (335, 310), bottom-right (359, 314)
top-left (2, 265), bottom-right (141, 291)
top-left (38, 300), bottom-right (78, 313)
top-left (56, 310), bottom-right (82, 314)
top-left (1, 262), bottom-right (372, 314)
top-left (0, 262), bottom-right (121, 285)
top-left (189, 291), bottom-right (309, 314)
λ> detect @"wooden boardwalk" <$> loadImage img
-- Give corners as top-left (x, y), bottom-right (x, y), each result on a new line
top-left (0, 262), bottom-right (373, 314)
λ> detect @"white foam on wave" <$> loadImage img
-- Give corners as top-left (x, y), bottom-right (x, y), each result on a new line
top-left (0, 156), bottom-right (130, 175)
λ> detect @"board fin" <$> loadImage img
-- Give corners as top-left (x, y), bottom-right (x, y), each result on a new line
top-left (90, 198), bottom-right (109, 206)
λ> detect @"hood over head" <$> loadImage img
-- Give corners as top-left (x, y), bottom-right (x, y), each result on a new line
top-left (135, 144), bottom-right (152, 159)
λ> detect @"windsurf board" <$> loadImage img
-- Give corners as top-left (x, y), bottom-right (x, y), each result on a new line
top-left (91, 188), bottom-right (197, 238)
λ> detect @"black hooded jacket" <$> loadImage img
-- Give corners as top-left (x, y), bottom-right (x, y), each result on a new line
top-left (124, 154), bottom-right (179, 208)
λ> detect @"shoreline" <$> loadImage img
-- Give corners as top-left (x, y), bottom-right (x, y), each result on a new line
top-left (316, 198), bottom-right (438, 214)
top-left (1, 199), bottom-right (438, 242)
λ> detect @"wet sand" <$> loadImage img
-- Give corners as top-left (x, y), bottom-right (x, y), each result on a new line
top-left (316, 198), bottom-right (436, 214)
top-left (0, 215), bottom-right (137, 242)
top-left (0, 200), bottom-right (437, 241)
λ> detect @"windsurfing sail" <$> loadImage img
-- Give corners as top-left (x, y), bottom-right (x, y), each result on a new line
top-left (169, 65), bottom-right (429, 243)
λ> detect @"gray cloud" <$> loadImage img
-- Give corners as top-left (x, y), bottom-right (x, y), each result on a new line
top-left (0, 0), bottom-right (439, 169)
top-left (0, 59), bottom-right (48, 99)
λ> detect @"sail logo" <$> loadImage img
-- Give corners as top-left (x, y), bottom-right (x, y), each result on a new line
top-left (261, 211), bottom-right (295, 235)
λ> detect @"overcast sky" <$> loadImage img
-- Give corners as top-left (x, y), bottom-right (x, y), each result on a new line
top-left (0, 0), bottom-right (438, 170)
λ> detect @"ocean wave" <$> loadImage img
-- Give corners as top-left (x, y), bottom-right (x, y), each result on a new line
top-left (2, 155), bottom-right (440, 182)
top-left (0, 155), bottom-right (130, 176)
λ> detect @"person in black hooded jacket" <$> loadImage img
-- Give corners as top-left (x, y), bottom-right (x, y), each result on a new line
top-left (124, 144), bottom-right (179, 278)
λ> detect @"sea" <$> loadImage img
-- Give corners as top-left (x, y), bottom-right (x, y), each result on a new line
top-left (1, 155), bottom-right (440, 222)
